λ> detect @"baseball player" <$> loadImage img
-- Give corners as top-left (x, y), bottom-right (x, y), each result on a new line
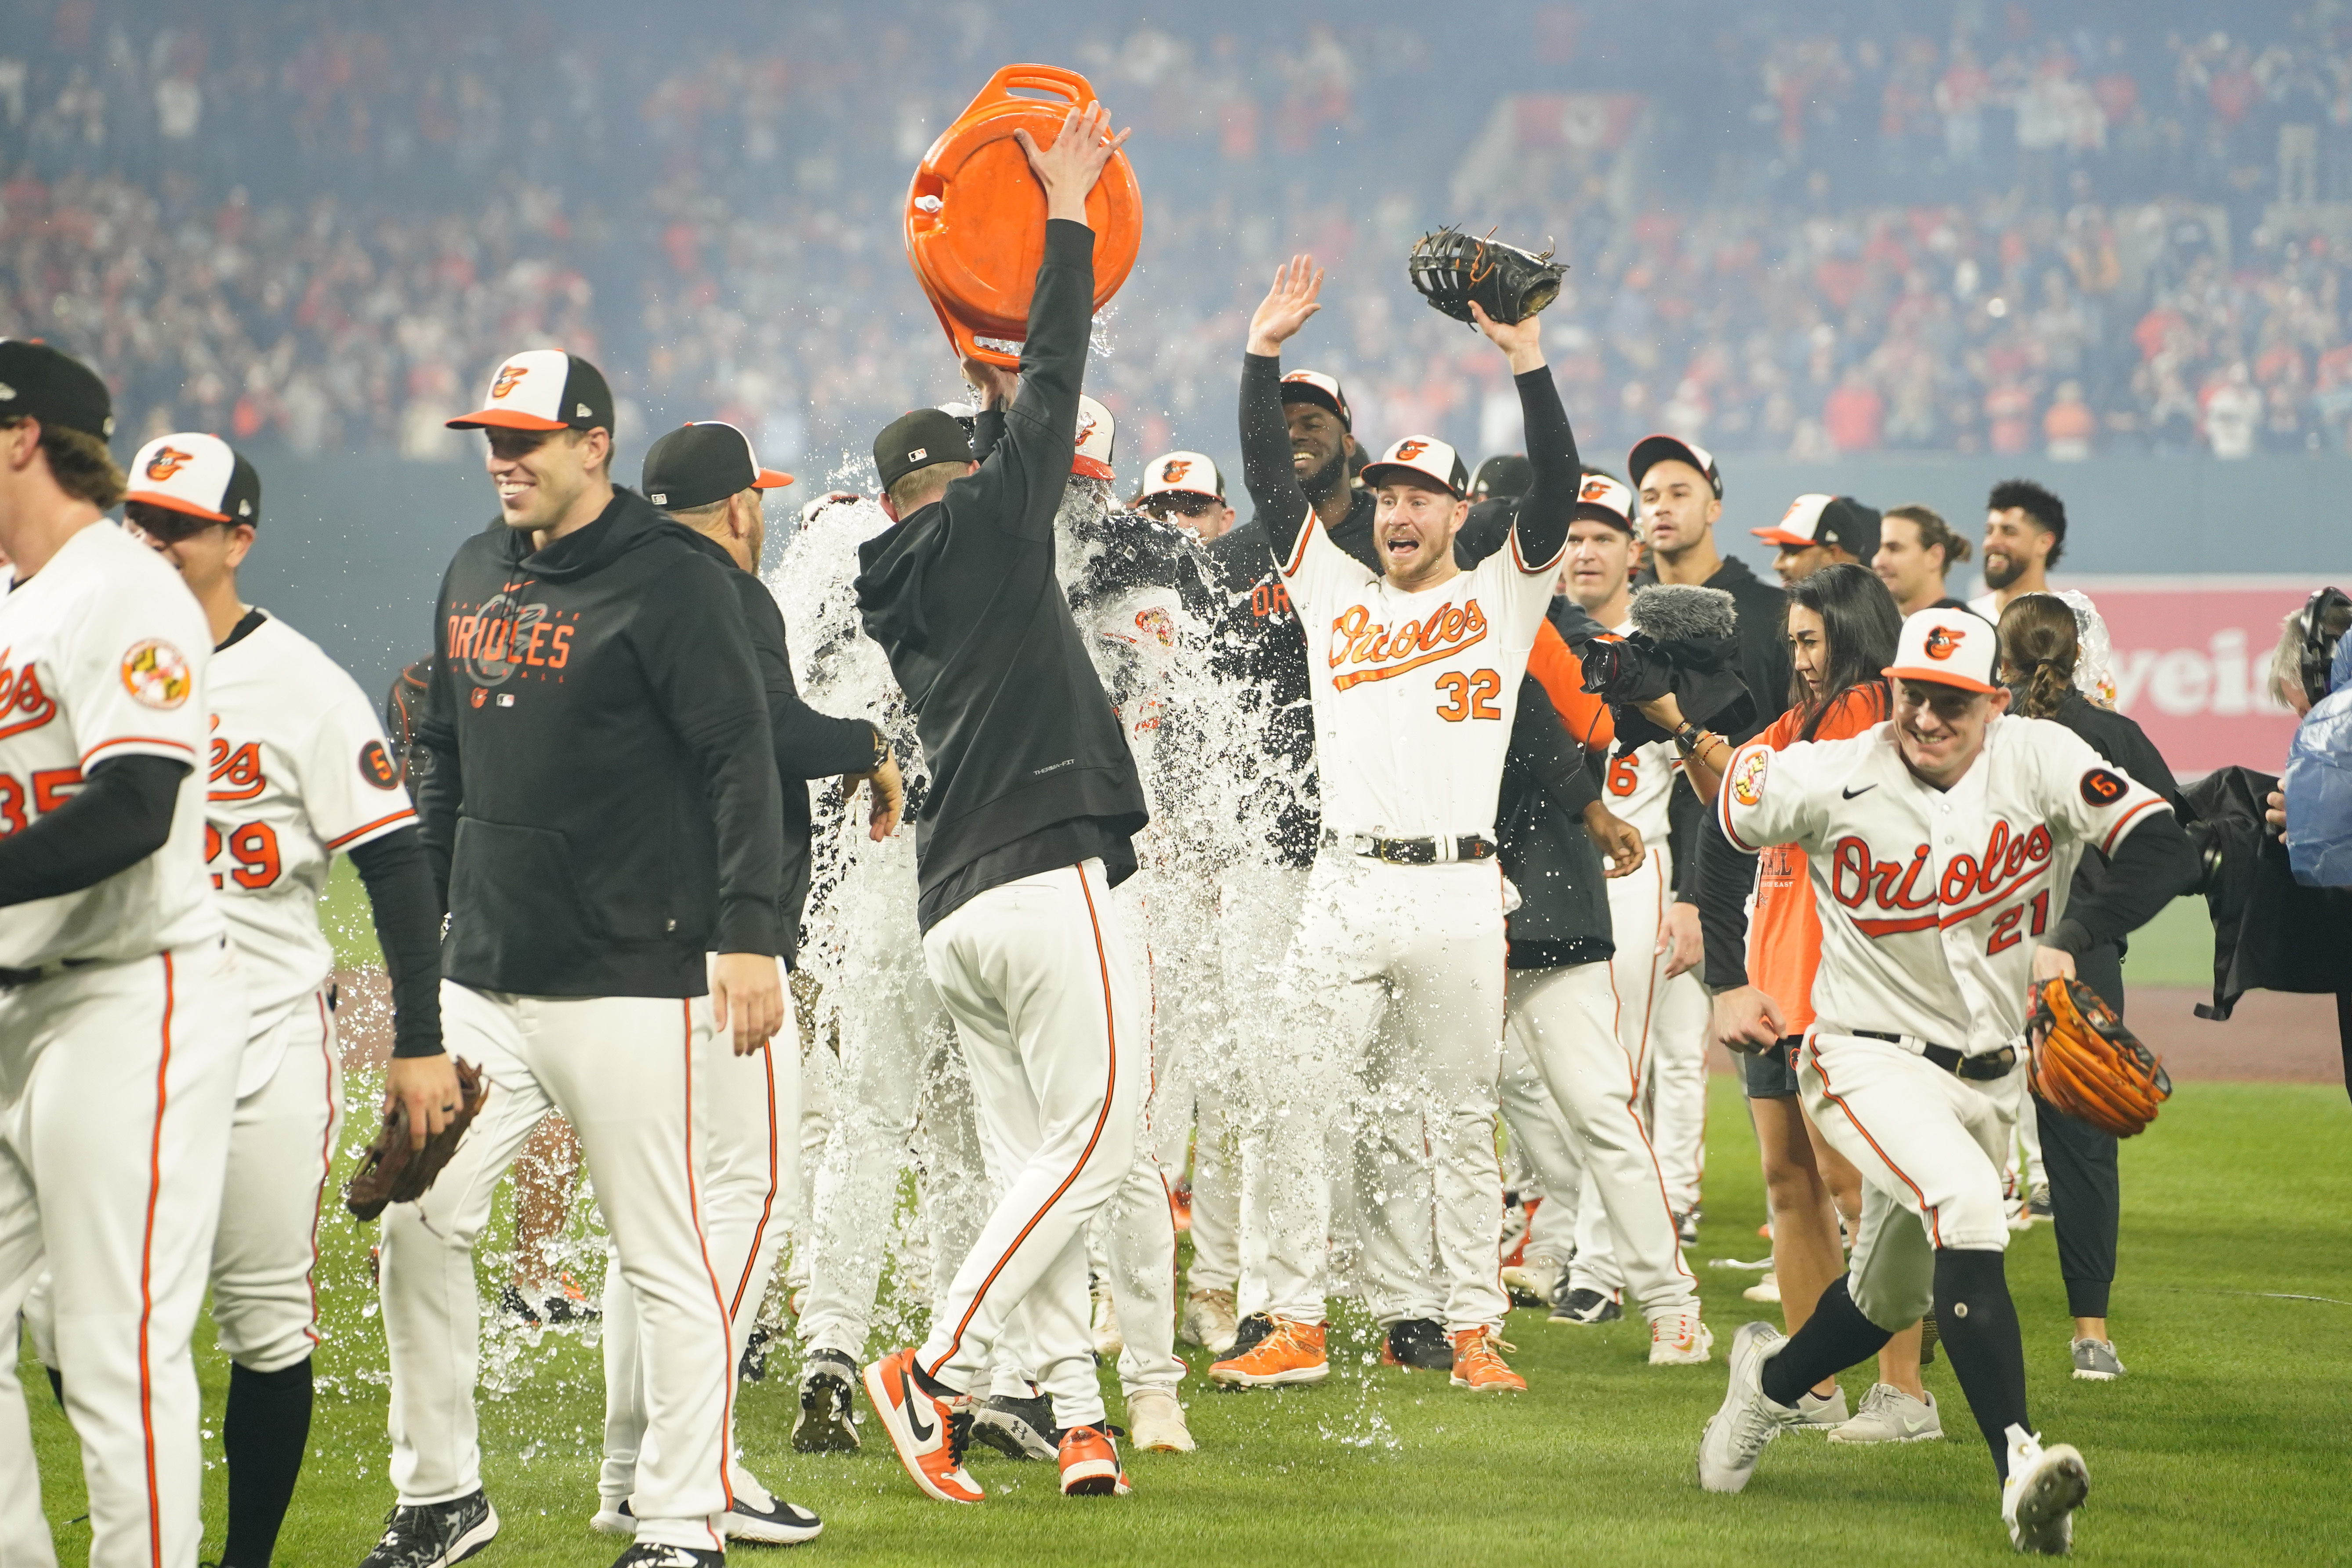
top-left (1751, 492), bottom-right (1881, 590)
top-left (0, 342), bottom-right (246, 1568)
top-left (1970, 479), bottom-right (2069, 622)
top-left (1698, 608), bottom-right (2201, 1554)
top-left (1136, 450), bottom-right (1236, 542)
top-left (593, 420), bottom-right (904, 1546)
top-left (852, 101), bottom-right (1151, 1505)
top-left (1871, 503), bottom-right (1973, 616)
top-left (120, 432), bottom-right (447, 1568)
top-left (1208, 256), bottom-right (1575, 1394)
top-left (370, 347), bottom-right (787, 1568)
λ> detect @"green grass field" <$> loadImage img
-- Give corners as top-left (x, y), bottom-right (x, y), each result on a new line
top-left (19, 1065), bottom-right (2348, 1566)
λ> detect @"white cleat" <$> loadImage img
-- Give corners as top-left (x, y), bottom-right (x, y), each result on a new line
top-left (1696, 1322), bottom-right (1801, 1493)
top-left (1125, 1388), bottom-right (1196, 1452)
top-left (1827, 1383), bottom-right (1943, 1444)
top-left (1742, 1272), bottom-right (1782, 1304)
top-left (1648, 1312), bottom-right (1715, 1365)
top-left (1180, 1288), bottom-right (1239, 1356)
top-left (1093, 1288), bottom-right (1124, 1358)
top-left (2002, 1425), bottom-right (2089, 1555)
top-left (1790, 1384), bottom-right (1849, 1430)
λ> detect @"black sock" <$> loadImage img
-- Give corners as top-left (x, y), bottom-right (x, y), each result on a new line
top-left (1759, 1275), bottom-right (1893, 1408)
top-left (43, 1365), bottom-right (61, 1409)
top-left (221, 1357), bottom-right (313, 1568)
top-left (910, 1358), bottom-right (967, 1401)
top-left (1933, 1248), bottom-right (2029, 1480)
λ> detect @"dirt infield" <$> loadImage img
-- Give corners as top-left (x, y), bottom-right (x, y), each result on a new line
top-left (336, 969), bottom-right (2344, 1088)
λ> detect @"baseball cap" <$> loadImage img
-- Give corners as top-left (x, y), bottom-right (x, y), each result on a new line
top-left (641, 421), bottom-right (794, 512)
top-left (872, 407), bottom-right (977, 493)
top-left (0, 339), bottom-right (114, 440)
top-left (1627, 433), bottom-right (1721, 498)
top-left (1471, 453), bottom-right (1533, 501)
top-left (1755, 493), bottom-right (1881, 560)
top-left (125, 432), bottom-right (260, 526)
top-left (1884, 608), bottom-right (1999, 694)
top-left (1279, 369), bottom-right (1351, 430)
top-left (447, 348), bottom-right (614, 433)
top-left (1573, 471), bottom-right (1637, 532)
top-left (1360, 435), bottom-right (1468, 498)
top-left (1140, 450), bottom-right (1223, 502)
top-left (1074, 395), bottom-right (1115, 480)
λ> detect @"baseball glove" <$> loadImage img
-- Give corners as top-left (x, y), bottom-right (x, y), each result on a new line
top-left (344, 1057), bottom-right (490, 1221)
top-left (2026, 978), bottom-right (2172, 1137)
top-left (1408, 227), bottom-right (1567, 326)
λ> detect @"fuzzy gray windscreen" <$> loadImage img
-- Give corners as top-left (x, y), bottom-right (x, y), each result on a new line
top-left (1627, 583), bottom-right (1737, 642)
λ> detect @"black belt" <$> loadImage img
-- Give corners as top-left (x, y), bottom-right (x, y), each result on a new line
top-left (1323, 830), bottom-right (1497, 865)
top-left (0, 957), bottom-right (101, 989)
top-left (1855, 1030), bottom-right (2017, 1082)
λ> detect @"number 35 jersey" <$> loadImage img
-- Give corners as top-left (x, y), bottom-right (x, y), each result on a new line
top-left (0, 521), bottom-right (219, 967)
top-left (207, 610), bottom-right (415, 1050)
top-left (1280, 514), bottom-right (1561, 842)
top-left (1718, 714), bottom-right (2169, 1057)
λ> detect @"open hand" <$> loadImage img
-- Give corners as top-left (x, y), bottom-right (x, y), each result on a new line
top-left (1469, 299), bottom-right (1545, 374)
top-left (1247, 255), bottom-right (1325, 356)
top-left (1015, 100), bottom-right (1130, 226)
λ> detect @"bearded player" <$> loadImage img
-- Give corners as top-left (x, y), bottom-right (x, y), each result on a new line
top-left (1698, 609), bottom-right (2201, 1554)
top-left (1210, 257), bottom-right (1576, 1393)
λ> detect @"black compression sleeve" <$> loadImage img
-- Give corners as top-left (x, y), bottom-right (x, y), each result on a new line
top-left (0, 755), bottom-right (187, 908)
top-left (1508, 365), bottom-right (1578, 570)
top-left (1694, 808), bottom-right (1760, 991)
top-left (2047, 812), bottom-right (2201, 956)
top-left (345, 826), bottom-right (446, 1059)
top-left (1239, 352), bottom-right (1312, 568)
top-left (1667, 775), bottom-right (1703, 898)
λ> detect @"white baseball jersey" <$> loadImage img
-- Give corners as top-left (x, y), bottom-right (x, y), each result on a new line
top-left (0, 521), bottom-right (219, 967)
top-left (1718, 714), bottom-right (2170, 1057)
top-left (1281, 516), bottom-right (1562, 840)
top-left (206, 611), bottom-right (416, 1073)
top-left (1601, 616), bottom-right (1682, 844)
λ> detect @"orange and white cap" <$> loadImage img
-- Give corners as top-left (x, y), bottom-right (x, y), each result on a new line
top-left (126, 432), bottom-right (260, 526)
top-left (1139, 450), bottom-right (1223, 502)
top-left (1884, 608), bottom-right (1999, 694)
top-left (1573, 471), bottom-right (1637, 532)
top-left (1074, 395), bottom-right (1116, 480)
top-left (446, 348), bottom-right (615, 433)
top-left (1361, 435), bottom-right (1468, 497)
top-left (1279, 369), bottom-right (1352, 429)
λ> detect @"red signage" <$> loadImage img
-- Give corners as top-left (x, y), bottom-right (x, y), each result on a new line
top-left (2068, 578), bottom-right (2330, 777)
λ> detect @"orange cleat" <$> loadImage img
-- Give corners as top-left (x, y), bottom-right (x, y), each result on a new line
top-left (1449, 1328), bottom-right (1527, 1393)
top-left (1207, 1316), bottom-right (1329, 1387)
top-left (862, 1348), bottom-right (983, 1504)
top-left (1057, 1425), bottom-right (1132, 1496)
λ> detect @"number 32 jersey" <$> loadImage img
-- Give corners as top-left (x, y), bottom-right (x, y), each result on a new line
top-left (207, 610), bottom-right (415, 1062)
top-left (1718, 714), bottom-right (2169, 1057)
top-left (1280, 515), bottom-right (1561, 842)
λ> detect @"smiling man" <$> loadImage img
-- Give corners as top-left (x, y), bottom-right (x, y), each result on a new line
top-left (1969, 478), bottom-right (2069, 620)
top-left (1698, 608), bottom-right (2200, 1554)
top-left (1209, 254), bottom-right (1575, 1396)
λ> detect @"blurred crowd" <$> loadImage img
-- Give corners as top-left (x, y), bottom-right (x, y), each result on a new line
top-left (9, 0), bottom-right (2352, 468)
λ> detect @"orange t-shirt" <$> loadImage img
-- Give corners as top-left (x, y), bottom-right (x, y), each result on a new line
top-left (1525, 619), bottom-right (1613, 751)
top-left (1746, 685), bottom-right (1891, 1033)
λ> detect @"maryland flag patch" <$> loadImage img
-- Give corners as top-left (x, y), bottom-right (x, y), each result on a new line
top-left (121, 640), bottom-right (192, 710)
top-left (1731, 746), bottom-right (1769, 808)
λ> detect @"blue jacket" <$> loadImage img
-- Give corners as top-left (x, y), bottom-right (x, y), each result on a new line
top-left (2283, 636), bottom-right (2352, 887)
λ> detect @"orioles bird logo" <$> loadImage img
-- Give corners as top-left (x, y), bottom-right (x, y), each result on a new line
top-left (145, 445), bottom-right (192, 481)
top-left (1580, 476), bottom-right (1613, 502)
top-left (491, 364), bottom-right (529, 399)
top-left (1393, 439), bottom-right (1429, 462)
top-left (1924, 625), bottom-right (1966, 661)
top-left (1160, 458), bottom-right (1192, 485)
top-left (1076, 408), bottom-right (1098, 446)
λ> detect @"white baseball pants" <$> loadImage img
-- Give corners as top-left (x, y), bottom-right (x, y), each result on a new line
top-left (380, 983), bottom-right (738, 1554)
top-left (601, 962), bottom-right (801, 1514)
top-left (1242, 851), bottom-right (1511, 1335)
top-left (914, 859), bottom-right (1145, 1427)
top-left (1506, 960), bottom-right (1699, 1323)
top-left (0, 1310), bottom-right (54, 1568)
top-left (1496, 1032), bottom-right (1582, 1275)
top-left (1798, 1031), bottom-right (2019, 1328)
top-left (1191, 864), bottom-right (1305, 1297)
top-left (0, 944), bottom-right (243, 1568)
top-left (1608, 845), bottom-right (1709, 1214)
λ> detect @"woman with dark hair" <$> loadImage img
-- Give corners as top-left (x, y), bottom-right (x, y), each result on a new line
top-left (1997, 593), bottom-right (2186, 1383)
top-left (1690, 565), bottom-right (1943, 1442)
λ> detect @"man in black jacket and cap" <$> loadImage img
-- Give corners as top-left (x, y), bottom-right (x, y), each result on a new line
top-left (373, 347), bottom-right (787, 1568)
top-left (849, 101), bottom-right (1149, 1506)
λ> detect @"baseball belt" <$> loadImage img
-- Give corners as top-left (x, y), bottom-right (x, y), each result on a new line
top-left (0, 957), bottom-right (102, 989)
top-left (1323, 830), bottom-right (1497, 865)
top-left (1855, 1029), bottom-right (2018, 1082)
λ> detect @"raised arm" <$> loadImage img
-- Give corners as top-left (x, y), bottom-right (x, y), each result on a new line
top-left (1239, 255), bottom-right (1326, 568)
top-left (1471, 301), bottom-right (1576, 573)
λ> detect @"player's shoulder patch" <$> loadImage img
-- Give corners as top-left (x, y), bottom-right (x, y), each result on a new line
top-left (2079, 767), bottom-right (2127, 806)
top-left (121, 639), bottom-right (192, 710)
top-left (1731, 745), bottom-right (1769, 808)
top-left (359, 738), bottom-right (400, 790)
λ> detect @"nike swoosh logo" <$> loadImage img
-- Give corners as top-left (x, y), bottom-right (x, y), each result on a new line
top-left (1841, 784), bottom-right (1877, 799)
top-left (902, 1367), bottom-right (935, 1444)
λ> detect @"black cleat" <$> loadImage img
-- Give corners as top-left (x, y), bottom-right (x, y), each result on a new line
top-left (739, 1322), bottom-right (775, 1383)
top-left (726, 1491), bottom-right (823, 1545)
top-left (609, 1546), bottom-right (723, 1567)
top-left (1227, 1311), bottom-right (1277, 1359)
top-left (1382, 1317), bottom-right (1455, 1371)
top-left (1550, 1286), bottom-right (1623, 1325)
top-left (357, 1490), bottom-right (498, 1568)
top-left (970, 1392), bottom-right (1061, 1461)
top-left (791, 1349), bottom-right (862, 1453)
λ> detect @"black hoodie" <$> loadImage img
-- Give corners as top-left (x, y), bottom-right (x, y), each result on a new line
top-left (853, 219), bottom-right (1149, 933)
top-left (416, 487), bottom-right (784, 996)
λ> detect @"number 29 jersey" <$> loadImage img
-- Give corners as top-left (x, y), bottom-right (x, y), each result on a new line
top-left (206, 610), bottom-right (416, 1052)
top-left (1718, 714), bottom-right (2170, 1057)
top-left (1279, 514), bottom-right (1562, 842)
